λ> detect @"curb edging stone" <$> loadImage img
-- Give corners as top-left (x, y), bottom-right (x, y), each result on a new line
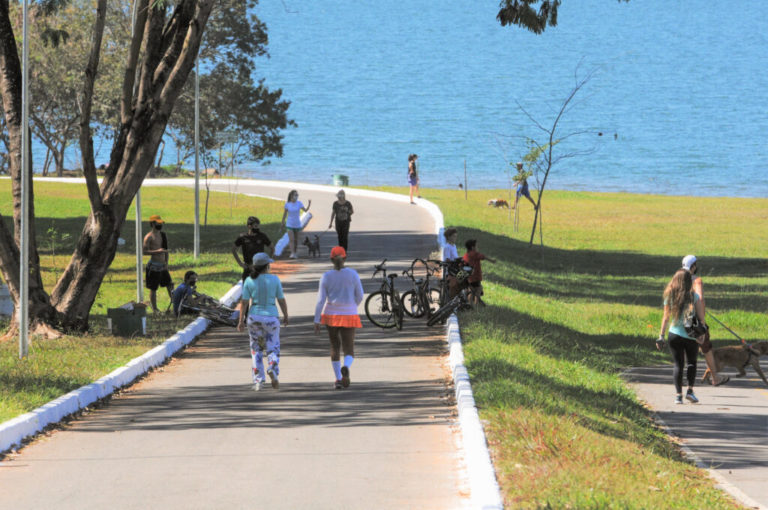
top-left (0, 284), bottom-right (242, 455)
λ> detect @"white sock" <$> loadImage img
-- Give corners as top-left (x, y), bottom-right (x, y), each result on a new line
top-left (344, 355), bottom-right (354, 368)
top-left (332, 360), bottom-right (342, 380)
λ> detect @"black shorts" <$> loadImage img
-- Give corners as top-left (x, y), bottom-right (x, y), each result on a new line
top-left (469, 281), bottom-right (482, 289)
top-left (146, 266), bottom-right (172, 290)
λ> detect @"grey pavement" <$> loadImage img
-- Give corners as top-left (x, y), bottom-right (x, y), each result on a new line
top-left (0, 184), bottom-right (470, 509)
top-left (626, 360), bottom-right (768, 509)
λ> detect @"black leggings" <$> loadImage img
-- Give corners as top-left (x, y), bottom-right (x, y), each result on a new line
top-left (335, 220), bottom-right (350, 251)
top-left (668, 332), bottom-right (699, 393)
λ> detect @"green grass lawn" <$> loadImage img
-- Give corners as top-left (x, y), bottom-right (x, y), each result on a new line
top-left (411, 187), bottom-right (766, 508)
top-left (2, 181), bottom-right (766, 507)
top-left (0, 179), bottom-right (284, 422)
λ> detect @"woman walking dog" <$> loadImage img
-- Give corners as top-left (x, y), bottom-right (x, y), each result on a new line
top-left (656, 268), bottom-right (727, 405)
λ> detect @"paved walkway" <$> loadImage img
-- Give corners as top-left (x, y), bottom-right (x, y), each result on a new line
top-left (626, 360), bottom-right (768, 509)
top-left (0, 183), bottom-right (470, 509)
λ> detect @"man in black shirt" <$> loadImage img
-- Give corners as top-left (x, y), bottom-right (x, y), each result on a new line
top-left (232, 216), bottom-right (273, 281)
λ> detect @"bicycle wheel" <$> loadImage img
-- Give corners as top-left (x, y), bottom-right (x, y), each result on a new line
top-left (427, 298), bottom-right (459, 327)
top-left (200, 309), bottom-right (237, 327)
top-left (365, 291), bottom-right (397, 329)
top-left (393, 294), bottom-right (404, 330)
top-left (466, 286), bottom-right (486, 308)
top-left (426, 287), bottom-right (442, 316)
top-left (401, 290), bottom-right (425, 318)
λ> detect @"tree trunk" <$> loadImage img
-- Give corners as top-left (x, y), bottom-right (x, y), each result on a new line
top-left (47, 0), bottom-right (215, 331)
top-left (42, 147), bottom-right (51, 176)
top-left (54, 147), bottom-right (64, 177)
top-left (49, 133), bottom-right (163, 330)
top-left (0, 2), bottom-right (55, 338)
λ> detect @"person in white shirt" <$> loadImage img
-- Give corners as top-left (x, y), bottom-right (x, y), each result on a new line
top-left (442, 228), bottom-right (459, 261)
top-left (281, 189), bottom-right (311, 259)
top-left (442, 228), bottom-right (460, 297)
top-left (314, 246), bottom-right (364, 389)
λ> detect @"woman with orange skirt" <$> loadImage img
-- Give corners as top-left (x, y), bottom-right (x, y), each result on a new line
top-left (314, 246), bottom-right (364, 389)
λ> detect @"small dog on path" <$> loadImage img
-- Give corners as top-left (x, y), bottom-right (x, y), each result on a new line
top-left (701, 341), bottom-right (768, 386)
top-left (487, 198), bottom-right (510, 208)
top-left (303, 235), bottom-right (320, 257)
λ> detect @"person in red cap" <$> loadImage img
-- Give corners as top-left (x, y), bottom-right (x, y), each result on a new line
top-left (314, 246), bottom-right (364, 389)
top-left (143, 214), bottom-right (173, 312)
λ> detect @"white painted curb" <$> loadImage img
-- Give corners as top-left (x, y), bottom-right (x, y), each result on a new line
top-left (410, 194), bottom-right (502, 510)
top-left (447, 316), bottom-right (504, 510)
top-left (0, 285), bottom-right (243, 454)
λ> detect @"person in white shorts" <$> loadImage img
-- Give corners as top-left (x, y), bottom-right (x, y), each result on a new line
top-left (281, 189), bottom-right (311, 259)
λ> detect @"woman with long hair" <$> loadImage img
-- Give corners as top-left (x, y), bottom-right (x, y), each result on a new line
top-left (281, 189), bottom-right (311, 259)
top-left (657, 269), bottom-right (726, 404)
top-left (237, 252), bottom-right (289, 391)
top-left (314, 246), bottom-right (364, 389)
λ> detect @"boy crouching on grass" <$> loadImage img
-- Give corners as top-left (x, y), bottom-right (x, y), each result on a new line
top-left (462, 239), bottom-right (496, 306)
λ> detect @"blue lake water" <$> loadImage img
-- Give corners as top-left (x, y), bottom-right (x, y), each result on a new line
top-left (45, 0), bottom-right (768, 197)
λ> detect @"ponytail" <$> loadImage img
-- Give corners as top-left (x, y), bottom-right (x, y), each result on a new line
top-left (250, 264), bottom-right (268, 280)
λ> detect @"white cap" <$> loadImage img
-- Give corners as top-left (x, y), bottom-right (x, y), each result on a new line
top-left (682, 255), bottom-right (697, 271)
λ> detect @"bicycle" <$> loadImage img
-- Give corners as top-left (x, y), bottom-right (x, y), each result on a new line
top-left (426, 258), bottom-right (463, 308)
top-left (426, 266), bottom-right (485, 327)
top-left (364, 259), bottom-right (404, 330)
top-left (400, 258), bottom-right (441, 319)
top-left (180, 292), bottom-right (238, 327)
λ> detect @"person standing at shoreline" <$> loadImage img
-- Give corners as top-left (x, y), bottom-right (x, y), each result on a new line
top-left (232, 216), bottom-right (272, 281)
top-left (142, 214), bottom-right (174, 313)
top-left (281, 189), bottom-right (311, 259)
top-left (408, 154), bottom-right (420, 204)
top-left (314, 246), bottom-right (364, 389)
top-left (328, 189), bottom-right (354, 251)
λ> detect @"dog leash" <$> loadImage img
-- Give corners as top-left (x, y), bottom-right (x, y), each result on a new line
top-left (706, 311), bottom-right (748, 346)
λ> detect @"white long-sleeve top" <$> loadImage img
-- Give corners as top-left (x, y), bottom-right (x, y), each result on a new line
top-left (314, 267), bottom-right (364, 323)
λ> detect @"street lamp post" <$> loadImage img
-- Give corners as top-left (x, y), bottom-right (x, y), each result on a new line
top-left (19, 0), bottom-right (30, 358)
top-left (194, 58), bottom-right (200, 259)
top-left (132, 0), bottom-right (143, 303)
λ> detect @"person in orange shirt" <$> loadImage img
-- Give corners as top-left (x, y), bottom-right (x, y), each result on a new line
top-left (462, 239), bottom-right (496, 306)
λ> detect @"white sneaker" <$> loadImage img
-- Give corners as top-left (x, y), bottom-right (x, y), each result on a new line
top-left (253, 381), bottom-right (263, 391)
top-left (290, 253), bottom-right (298, 259)
top-left (685, 390), bottom-right (699, 403)
top-left (267, 367), bottom-right (279, 389)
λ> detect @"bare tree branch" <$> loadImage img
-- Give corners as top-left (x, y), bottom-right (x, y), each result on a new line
top-left (79, 0), bottom-right (107, 214)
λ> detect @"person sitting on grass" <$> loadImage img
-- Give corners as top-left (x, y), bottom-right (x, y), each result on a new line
top-left (462, 239), bottom-right (496, 306)
top-left (172, 271), bottom-right (198, 317)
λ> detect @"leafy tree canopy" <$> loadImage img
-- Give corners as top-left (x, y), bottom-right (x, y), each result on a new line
top-left (497, 0), bottom-right (628, 34)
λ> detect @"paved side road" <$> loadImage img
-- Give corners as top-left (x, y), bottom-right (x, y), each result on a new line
top-left (0, 184), bottom-right (471, 509)
top-left (626, 361), bottom-right (768, 509)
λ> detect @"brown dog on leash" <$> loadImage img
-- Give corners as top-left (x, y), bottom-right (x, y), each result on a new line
top-left (701, 341), bottom-right (768, 386)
